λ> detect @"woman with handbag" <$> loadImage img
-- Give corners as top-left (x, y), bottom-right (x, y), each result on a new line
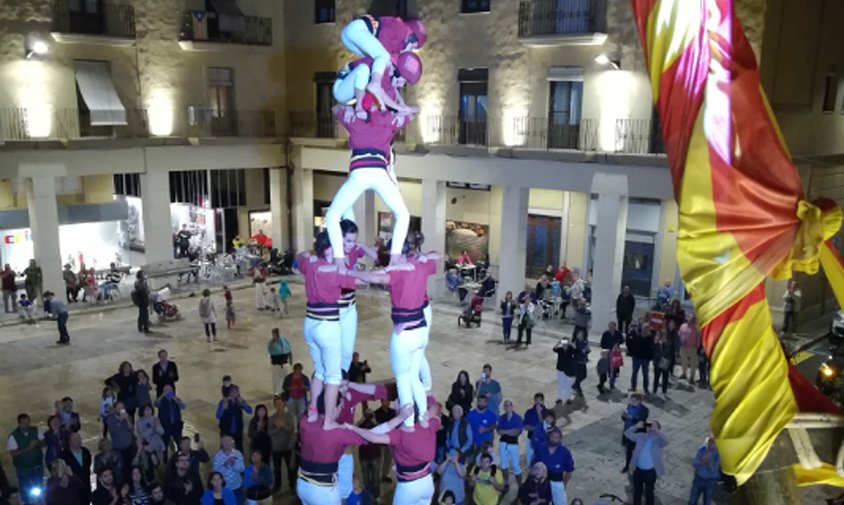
top-left (267, 328), bottom-right (292, 396)
top-left (652, 330), bottom-right (672, 396)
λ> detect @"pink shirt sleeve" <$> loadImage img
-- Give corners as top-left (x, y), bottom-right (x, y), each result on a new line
top-left (421, 260), bottom-right (437, 276)
top-left (340, 429), bottom-right (366, 448)
top-left (340, 271), bottom-right (357, 290)
top-left (297, 254), bottom-right (311, 275)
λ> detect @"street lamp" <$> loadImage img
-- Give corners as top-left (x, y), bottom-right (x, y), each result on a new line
top-left (594, 53), bottom-right (620, 70)
top-left (25, 34), bottom-right (48, 59)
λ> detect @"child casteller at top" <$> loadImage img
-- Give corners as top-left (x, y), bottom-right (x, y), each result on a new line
top-left (339, 14), bottom-right (426, 114)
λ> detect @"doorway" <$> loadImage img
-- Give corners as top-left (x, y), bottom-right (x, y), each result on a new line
top-left (526, 214), bottom-right (561, 279)
top-left (621, 240), bottom-right (654, 297)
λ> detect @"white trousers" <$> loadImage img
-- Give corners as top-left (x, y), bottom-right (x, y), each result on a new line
top-left (419, 304), bottom-right (433, 391)
top-left (339, 304), bottom-right (358, 373)
top-left (556, 370), bottom-right (574, 402)
top-left (254, 282), bottom-right (267, 308)
top-left (304, 318), bottom-right (343, 385)
top-left (390, 325), bottom-right (429, 427)
top-left (326, 168), bottom-right (409, 259)
top-left (334, 64), bottom-right (371, 103)
top-left (297, 478), bottom-right (340, 505)
top-left (271, 363), bottom-right (287, 395)
top-left (341, 18), bottom-right (392, 77)
top-left (393, 474), bottom-right (434, 505)
top-left (551, 480), bottom-right (567, 505)
top-left (338, 453), bottom-right (354, 498)
top-left (499, 442), bottom-right (522, 476)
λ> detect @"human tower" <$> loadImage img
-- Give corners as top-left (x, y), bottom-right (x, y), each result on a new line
top-left (294, 13), bottom-right (441, 505)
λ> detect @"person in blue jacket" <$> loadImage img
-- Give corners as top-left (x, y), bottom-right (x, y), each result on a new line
top-left (202, 471), bottom-right (237, 505)
top-left (242, 449), bottom-right (274, 500)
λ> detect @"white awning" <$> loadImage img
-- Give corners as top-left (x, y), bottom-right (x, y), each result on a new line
top-left (74, 60), bottom-right (127, 126)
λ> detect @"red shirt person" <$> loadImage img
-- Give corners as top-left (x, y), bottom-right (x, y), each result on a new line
top-left (297, 413), bottom-right (366, 505)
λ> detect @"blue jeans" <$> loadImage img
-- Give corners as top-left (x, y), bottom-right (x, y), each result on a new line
top-left (57, 312), bottom-right (69, 342)
top-left (688, 476), bottom-right (717, 505)
top-left (16, 465), bottom-right (43, 500)
top-left (631, 358), bottom-right (650, 391)
top-left (502, 317), bottom-right (513, 341)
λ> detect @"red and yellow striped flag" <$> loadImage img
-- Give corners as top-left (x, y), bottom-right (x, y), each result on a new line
top-left (631, 0), bottom-right (844, 486)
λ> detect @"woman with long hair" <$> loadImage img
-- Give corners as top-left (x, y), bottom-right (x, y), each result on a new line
top-left (518, 462), bottom-right (552, 505)
top-left (122, 465), bottom-right (150, 505)
top-left (248, 404), bottom-right (272, 464)
top-left (446, 371), bottom-right (473, 414)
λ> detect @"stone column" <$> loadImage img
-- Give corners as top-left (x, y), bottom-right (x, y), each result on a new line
top-left (291, 165), bottom-right (314, 252)
top-left (140, 171), bottom-right (173, 265)
top-left (421, 180), bottom-right (446, 299)
top-left (590, 173), bottom-right (629, 334)
top-left (352, 190), bottom-right (376, 247)
top-left (25, 176), bottom-right (63, 303)
top-left (269, 168), bottom-right (287, 251)
top-left (496, 185), bottom-right (529, 306)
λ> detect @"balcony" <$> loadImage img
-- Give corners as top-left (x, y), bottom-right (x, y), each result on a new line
top-left (179, 10), bottom-right (273, 51)
top-left (186, 108), bottom-right (277, 137)
top-left (518, 0), bottom-right (608, 47)
top-left (51, 0), bottom-right (136, 46)
top-left (422, 116), bottom-right (488, 146)
top-left (614, 118), bottom-right (666, 155)
top-left (498, 117), bottom-right (595, 150)
top-left (289, 112), bottom-right (339, 139)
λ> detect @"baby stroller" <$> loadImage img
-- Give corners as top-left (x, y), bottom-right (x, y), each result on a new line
top-left (152, 286), bottom-right (180, 322)
top-left (458, 294), bottom-right (484, 327)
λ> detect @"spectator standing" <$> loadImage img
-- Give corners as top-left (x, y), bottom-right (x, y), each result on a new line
top-left (596, 350), bottom-right (610, 394)
top-left (93, 438), bottom-right (124, 486)
top-left (655, 281), bottom-right (673, 310)
top-left (152, 350), bottom-right (180, 397)
top-left (445, 371), bottom-right (473, 415)
top-left (782, 279), bottom-right (802, 337)
top-left (252, 263), bottom-right (270, 311)
top-left (200, 472), bottom-right (235, 505)
top-left (470, 453), bottom-right (504, 505)
top-left (572, 331), bottom-right (590, 397)
top-left (242, 449), bottom-right (273, 501)
top-left (277, 279), bottom-right (291, 317)
top-left (174, 436), bottom-right (210, 482)
top-left (620, 394), bottom-right (650, 473)
top-left (652, 331), bottom-right (672, 396)
top-left (44, 415), bottom-right (67, 470)
top-left (500, 291), bottom-right (516, 343)
top-left (553, 339), bottom-right (576, 404)
top-left (58, 397), bottom-right (81, 436)
top-left (62, 264), bottom-right (78, 303)
top-left (23, 259), bottom-right (43, 308)
top-left (466, 396), bottom-right (497, 463)
top-left (91, 469), bottom-right (120, 505)
top-left (572, 300), bottom-right (590, 339)
top-left (136, 370), bottom-right (153, 409)
top-left (105, 402), bottom-right (135, 472)
top-left (107, 362), bottom-right (140, 418)
top-left (446, 406), bottom-right (473, 464)
top-left (43, 292), bottom-right (70, 345)
top-left (497, 399), bottom-right (523, 488)
top-left (522, 393), bottom-right (547, 467)
top-left (625, 421), bottom-right (669, 505)
top-left (211, 436), bottom-right (245, 503)
top-left (678, 317), bottom-right (701, 384)
top-left (533, 427), bottom-right (574, 505)
top-left (616, 285), bottom-right (636, 334)
top-left (267, 328), bottom-right (292, 395)
top-left (627, 323), bottom-right (654, 394)
top-left (136, 405), bottom-right (166, 462)
top-left (475, 365), bottom-right (502, 415)
top-left (518, 462), bottom-right (552, 505)
top-left (132, 271), bottom-right (151, 335)
top-left (1, 264), bottom-right (17, 313)
top-left (267, 396), bottom-right (295, 495)
top-left (8, 414), bottom-right (44, 494)
top-left (155, 386), bottom-right (185, 459)
top-left (247, 405), bottom-right (272, 466)
top-left (163, 452), bottom-right (203, 505)
top-left (281, 364), bottom-right (310, 420)
top-left (348, 352), bottom-right (371, 384)
top-left (437, 448), bottom-right (467, 505)
top-left (98, 388), bottom-right (116, 439)
top-left (516, 296), bottom-right (535, 346)
top-left (215, 386), bottom-right (252, 452)
top-left (61, 432), bottom-right (92, 505)
top-left (198, 289), bottom-right (217, 343)
top-left (689, 436), bottom-right (720, 505)
top-left (600, 322), bottom-right (624, 390)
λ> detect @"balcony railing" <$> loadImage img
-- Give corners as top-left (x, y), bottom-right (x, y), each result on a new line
top-left (615, 118), bottom-right (666, 155)
top-left (52, 0), bottom-right (136, 39)
top-left (289, 112), bottom-right (339, 139)
top-left (518, 0), bottom-right (607, 38)
top-left (422, 116), bottom-right (488, 146)
top-left (186, 108), bottom-right (277, 137)
top-left (179, 11), bottom-right (272, 46)
top-left (497, 117), bottom-right (596, 150)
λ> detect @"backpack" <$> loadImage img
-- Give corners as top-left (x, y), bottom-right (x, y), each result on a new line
top-left (199, 299), bottom-right (211, 318)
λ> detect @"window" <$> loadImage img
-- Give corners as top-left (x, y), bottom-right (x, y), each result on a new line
top-left (458, 68), bottom-right (488, 145)
top-left (462, 0), bottom-right (490, 13)
top-left (68, 0), bottom-right (104, 34)
top-left (547, 80), bottom-right (582, 149)
top-left (113, 174), bottom-right (141, 197)
top-left (315, 0), bottom-right (335, 23)
top-left (369, 0), bottom-right (409, 17)
top-left (315, 72), bottom-right (337, 138)
top-left (74, 60), bottom-right (127, 137)
top-left (208, 67), bottom-right (235, 135)
top-left (823, 68), bottom-right (838, 113)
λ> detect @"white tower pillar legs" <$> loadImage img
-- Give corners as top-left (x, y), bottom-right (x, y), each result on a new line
top-left (421, 180), bottom-right (446, 299)
top-left (269, 168), bottom-right (288, 252)
top-left (140, 171), bottom-right (174, 265)
top-left (25, 177), bottom-right (63, 303)
top-left (497, 185), bottom-right (529, 306)
top-left (590, 173), bottom-right (629, 335)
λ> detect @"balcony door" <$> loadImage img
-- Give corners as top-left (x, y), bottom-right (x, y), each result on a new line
top-left (209, 67), bottom-right (236, 136)
top-left (548, 79), bottom-right (582, 149)
top-left (458, 69), bottom-right (488, 145)
top-left (315, 76), bottom-right (335, 138)
top-left (69, 0), bottom-right (104, 34)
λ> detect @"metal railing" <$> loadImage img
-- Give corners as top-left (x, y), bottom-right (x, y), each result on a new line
top-left (52, 0), bottom-right (136, 38)
top-left (615, 118), bottom-right (666, 154)
top-left (186, 108), bottom-right (277, 137)
top-left (422, 116), bottom-right (488, 146)
top-left (179, 11), bottom-right (272, 46)
top-left (289, 112), bottom-right (338, 139)
top-left (518, 0), bottom-right (607, 38)
top-left (497, 117), bottom-right (593, 150)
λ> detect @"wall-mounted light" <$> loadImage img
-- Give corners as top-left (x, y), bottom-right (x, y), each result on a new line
top-left (594, 53), bottom-right (620, 70)
top-left (25, 34), bottom-right (48, 59)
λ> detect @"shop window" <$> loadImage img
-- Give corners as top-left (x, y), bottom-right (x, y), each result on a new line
top-left (462, 0), bottom-right (490, 13)
top-left (458, 68), bottom-right (488, 145)
top-left (315, 0), bottom-right (335, 23)
top-left (823, 68), bottom-right (838, 113)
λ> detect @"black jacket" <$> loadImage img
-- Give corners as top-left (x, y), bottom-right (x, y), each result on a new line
top-left (446, 382), bottom-right (474, 413)
top-left (600, 330), bottom-right (624, 350)
top-left (616, 293), bottom-right (636, 318)
top-left (152, 361), bottom-right (180, 397)
top-left (555, 345), bottom-right (577, 376)
top-left (61, 447), bottom-right (92, 505)
top-left (163, 469), bottom-right (203, 505)
top-left (626, 331), bottom-right (655, 360)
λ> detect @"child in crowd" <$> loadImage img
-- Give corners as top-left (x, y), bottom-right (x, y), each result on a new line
top-left (277, 279), bottom-right (290, 317)
top-left (225, 299), bottom-right (235, 329)
top-left (221, 375), bottom-right (234, 398)
top-left (18, 293), bottom-right (34, 323)
top-left (99, 386), bottom-right (116, 438)
top-left (597, 349), bottom-right (610, 394)
top-left (223, 285), bottom-right (232, 303)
